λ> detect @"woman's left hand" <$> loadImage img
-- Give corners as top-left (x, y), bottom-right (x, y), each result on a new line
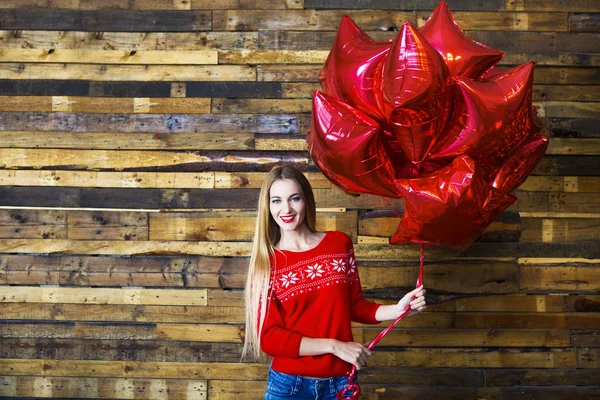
top-left (397, 285), bottom-right (426, 317)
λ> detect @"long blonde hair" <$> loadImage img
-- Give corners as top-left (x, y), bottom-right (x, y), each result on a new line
top-left (242, 165), bottom-right (317, 361)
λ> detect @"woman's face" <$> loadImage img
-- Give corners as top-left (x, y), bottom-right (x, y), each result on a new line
top-left (269, 178), bottom-right (306, 233)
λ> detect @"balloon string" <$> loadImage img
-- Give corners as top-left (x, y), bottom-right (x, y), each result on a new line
top-left (338, 244), bottom-right (425, 399)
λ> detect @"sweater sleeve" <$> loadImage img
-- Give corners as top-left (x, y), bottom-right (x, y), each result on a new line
top-left (260, 293), bottom-right (304, 358)
top-left (345, 235), bottom-right (381, 324)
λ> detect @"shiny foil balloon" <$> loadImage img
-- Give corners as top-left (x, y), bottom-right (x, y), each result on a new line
top-left (308, 1), bottom-right (548, 249)
top-left (377, 22), bottom-right (452, 162)
top-left (390, 156), bottom-right (517, 249)
top-left (308, 91), bottom-right (399, 198)
top-left (419, 1), bottom-right (504, 78)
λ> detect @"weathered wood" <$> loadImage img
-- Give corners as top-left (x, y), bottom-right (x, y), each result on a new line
top-left (0, 287), bottom-right (208, 306)
top-left (468, 31), bottom-right (600, 53)
top-left (0, 209), bottom-right (66, 239)
top-left (148, 210), bottom-right (357, 242)
top-left (519, 264), bottom-right (600, 293)
top-left (0, 30), bottom-right (259, 51)
top-left (485, 367), bottom-right (600, 386)
top-left (0, 303), bottom-right (246, 323)
top-left (305, 0), bottom-right (504, 11)
top-left (0, 170), bottom-right (215, 189)
top-left (212, 98), bottom-right (312, 113)
top-left (0, 49), bottom-right (217, 65)
top-left (0, 9), bottom-right (212, 32)
top-left (0, 79), bottom-right (92, 96)
top-left (521, 218), bottom-right (600, 242)
top-left (456, 312), bottom-right (600, 329)
top-left (213, 10), bottom-right (417, 31)
top-left (219, 50), bottom-right (328, 64)
top-left (572, 330), bottom-right (600, 347)
top-left (4, 376), bottom-right (207, 399)
top-left (0, 112), bottom-right (298, 134)
top-left (533, 85), bottom-right (600, 102)
top-left (0, 0), bottom-right (302, 10)
top-left (578, 347), bottom-right (600, 368)
top-left (0, 131), bottom-right (255, 150)
top-left (368, 347), bottom-right (575, 368)
top-left (569, 13), bottom-right (600, 33)
top-left (187, 82), bottom-right (282, 98)
top-left (0, 96), bottom-right (212, 114)
top-left (0, 63), bottom-right (256, 81)
top-left (362, 328), bottom-right (570, 347)
top-left (0, 359), bottom-right (269, 379)
top-left (0, 149), bottom-right (308, 171)
top-left (549, 119), bottom-right (600, 138)
top-left (0, 338), bottom-right (243, 363)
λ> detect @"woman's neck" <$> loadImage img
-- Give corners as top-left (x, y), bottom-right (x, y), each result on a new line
top-left (276, 225), bottom-right (322, 252)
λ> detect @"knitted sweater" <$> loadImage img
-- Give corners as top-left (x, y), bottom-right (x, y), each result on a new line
top-left (260, 230), bottom-right (381, 377)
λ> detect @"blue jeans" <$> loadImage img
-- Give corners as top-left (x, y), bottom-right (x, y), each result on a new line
top-left (264, 367), bottom-right (356, 399)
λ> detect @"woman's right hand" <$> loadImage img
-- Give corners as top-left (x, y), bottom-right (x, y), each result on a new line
top-left (330, 340), bottom-right (371, 370)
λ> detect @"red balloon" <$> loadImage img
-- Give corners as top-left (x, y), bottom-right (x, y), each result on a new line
top-left (308, 91), bottom-right (400, 198)
top-left (376, 22), bottom-right (452, 162)
top-left (430, 62), bottom-right (538, 178)
top-left (308, 3), bottom-right (548, 249)
top-left (320, 15), bottom-right (391, 121)
top-left (390, 156), bottom-right (517, 249)
top-left (419, 1), bottom-right (504, 78)
top-left (492, 134), bottom-right (549, 192)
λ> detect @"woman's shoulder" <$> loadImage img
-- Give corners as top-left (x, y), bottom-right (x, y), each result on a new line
top-left (324, 230), bottom-right (353, 248)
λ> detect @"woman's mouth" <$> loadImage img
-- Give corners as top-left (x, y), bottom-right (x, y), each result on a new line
top-left (280, 215), bottom-right (296, 223)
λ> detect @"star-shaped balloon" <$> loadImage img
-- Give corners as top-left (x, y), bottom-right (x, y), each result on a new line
top-left (307, 1), bottom-right (548, 249)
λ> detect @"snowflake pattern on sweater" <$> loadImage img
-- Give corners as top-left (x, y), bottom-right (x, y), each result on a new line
top-left (271, 248), bottom-right (359, 303)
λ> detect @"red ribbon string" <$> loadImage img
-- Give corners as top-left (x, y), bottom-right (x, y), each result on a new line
top-left (337, 244), bottom-right (425, 399)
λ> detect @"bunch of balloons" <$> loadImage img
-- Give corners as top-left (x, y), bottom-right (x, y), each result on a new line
top-left (308, 2), bottom-right (548, 249)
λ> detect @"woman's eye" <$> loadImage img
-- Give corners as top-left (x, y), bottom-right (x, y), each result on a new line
top-left (291, 196), bottom-right (301, 202)
top-left (271, 199), bottom-right (280, 204)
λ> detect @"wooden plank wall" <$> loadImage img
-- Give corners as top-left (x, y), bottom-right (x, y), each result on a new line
top-left (0, 0), bottom-right (598, 399)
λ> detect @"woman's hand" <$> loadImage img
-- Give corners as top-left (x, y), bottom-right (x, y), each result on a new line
top-left (398, 285), bottom-right (427, 317)
top-left (330, 340), bottom-right (371, 370)
top-left (375, 284), bottom-right (427, 321)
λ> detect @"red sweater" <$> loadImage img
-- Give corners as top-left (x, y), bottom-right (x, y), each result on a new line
top-left (260, 230), bottom-right (381, 377)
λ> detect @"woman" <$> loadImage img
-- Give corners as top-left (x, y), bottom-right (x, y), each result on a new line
top-left (243, 165), bottom-right (426, 399)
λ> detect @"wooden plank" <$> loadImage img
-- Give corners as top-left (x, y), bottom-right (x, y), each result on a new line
top-left (218, 50), bottom-right (327, 64)
top-left (156, 323), bottom-right (244, 342)
top-left (563, 177), bottom-right (600, 193)
top-left (0, 359), bottom-right (268, 380)
top-left (572, 330), bottom-right (600, 347)
top-left (0, 49), bottom-right (217, 65)
top-left (0, 9), bottom-right (212, 32)
top-left (569, 13), bottom-right (600, 32)
top-left (0, 63), bottom-right (255, 81)
top-left (186, 82), bottom-right (282, 98)
top-left (505, 0), bottom-right (600, 12)
top-left (432, 295), bottom-right (567, 313)
top-left (0, 0), bottom-right (303, 9)
top-left (305, 0), bottom-right (504, 10)
top-left (456, 313), bottom-right (600, 329)
top-left (0, 287), bottom-right (208, 306)
top-left (533, 67), bottom-right (600, 85)
top-left (212, 98), bottom-right (312, 113)
top-left (0, 303), bottom-right (246, 323)
top-left (0, 209), bottom-right (66, 239)
top-left (214, 172), bottom-right (332, 189)
top-left (468, 31), bottom-right (600, 53)
top-left (359, 260), bottom-right (519, 294)
top-left (213, 10), bottom-right (417, 31)
top-left (257, 65), bottom-right (321, 82)
top-left (0, 112), bottom-right (299, 134)
top-left (485, 368), bottom-right (600, 386)
top-left (0, 30), bottom-right (259, 51)
top-left (282, 82), bottom-right (320, 98)
top-left (0, 338), bottom-right (244, 363)
top-left (0, 79), bottom-right (92, 96)
top-left (362, 328), bottom-right (570, 347)
top-left (533, 85), bottom-right (600, 102)
top-left (8, 376), bottom-right (207, 399)
top-left (539, 102), bottom-right (600, 120)
top-left (369, 348), bottom-right (575, 368)
top-left (208, 380), bottom-right (266, 400)
top-left (536, 156), bottom-right (600, 176)
top-left (148, 210), bottom-right (357, 242)
top-left (549, 119), bottom-right (600, 139)
top-left (578, 348), bottom-right (600, 368)
top-left (67, 211), bottom-right (148, 241)
top-left (0, 149), bottom-right (307, 171)
top-left (519, 264), bottom-right (600, 292)
top-left (0, 170), bottom-right (215, 189)
top-left (0, 131), bottom-right (255, 150)
top-left (547, 138), bottom-right (600, 155)
top-left (521, 218), bottom-right (600, 242)
top-left (0, 96), bottom-right (211, 114)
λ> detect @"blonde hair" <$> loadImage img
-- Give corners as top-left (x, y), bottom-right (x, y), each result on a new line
top-left (242, 165), bottom-right (316, 361)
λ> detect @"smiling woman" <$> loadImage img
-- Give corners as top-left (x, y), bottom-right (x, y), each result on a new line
top-left (242, 165), bottom-right (426, 399)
